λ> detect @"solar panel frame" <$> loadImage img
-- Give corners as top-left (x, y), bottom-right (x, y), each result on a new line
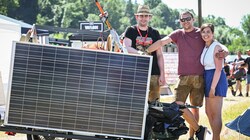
top-left (4, 41), bottom-right (152, 139)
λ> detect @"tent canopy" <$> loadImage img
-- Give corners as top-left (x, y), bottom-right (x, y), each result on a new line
top-left (226, 107), bottom-right (250, 137)
top-left (0, 14), bottom-right (48, 34)
top-left (0, 18), bottom-right (20, 33)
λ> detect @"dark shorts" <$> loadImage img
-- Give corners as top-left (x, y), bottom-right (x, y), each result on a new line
top-left (247, 74), bottom-right (250, 84)
top-left (227, 78), bottom-right (236, 87)
top-left (174, 75), bottom-right (204, 106)
top-left (204, 69), bottom-right (228, 97)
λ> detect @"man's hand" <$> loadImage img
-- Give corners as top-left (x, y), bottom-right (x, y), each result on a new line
top-left (158, 74), bottom-right (166, 86)
top-left (99, 11), bottom-right (108, 23)
top-left (215, 49), bottom-right (228, 60)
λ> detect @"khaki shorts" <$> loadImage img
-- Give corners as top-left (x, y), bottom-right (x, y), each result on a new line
top-left (148, 75), bottom-right (160, 103)
top-left (174, 75), bottom-right (204, 106)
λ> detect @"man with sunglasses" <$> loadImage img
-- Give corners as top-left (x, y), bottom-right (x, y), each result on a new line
top-left (123, 5), bottom-right (166, 103)
top-left (144, 11), bottom-right (226, 140)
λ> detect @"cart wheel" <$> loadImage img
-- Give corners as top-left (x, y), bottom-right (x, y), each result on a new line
top-left (27, 133), bottom-right (71, 140)
top-left (66, 132), bottom-right (72, 140)
top-left (36, 135), bottom-right (56, 140)
top-left (27, 134), bottom-right (33, 140)
top-left (26, 134), bottom-right (46, 140)
top-left (145, 129), bottom-right (153, 140)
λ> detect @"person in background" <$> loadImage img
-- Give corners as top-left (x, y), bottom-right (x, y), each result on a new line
top-left (224, 61), bottom-right (236, 96)
top-left (232, 51), bottom-right (245, 96)
top-left (242, 49), bottom-right (250, 97)
top-left (123, 5), bottom-right (166, 103)
top-left (240, 49), bottom-right (250, 97)
top-left (200, 23), bottom-right (228, 140)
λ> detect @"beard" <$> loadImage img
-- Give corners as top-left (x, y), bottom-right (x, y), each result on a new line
top-left (182, 23), bottom-right (193, 31)
top-left (138, 22), bottom-right (148, 27)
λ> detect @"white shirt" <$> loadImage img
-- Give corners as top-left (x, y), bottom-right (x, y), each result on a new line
top-left (200, 41), bottom-right (226, 70)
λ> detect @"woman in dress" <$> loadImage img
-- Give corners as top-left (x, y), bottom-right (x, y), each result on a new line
top-left (200, 23), bottom-right (228, 140)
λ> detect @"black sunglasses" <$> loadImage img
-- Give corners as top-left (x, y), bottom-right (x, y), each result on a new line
top-left (180, 17), bottom-right (192, 22)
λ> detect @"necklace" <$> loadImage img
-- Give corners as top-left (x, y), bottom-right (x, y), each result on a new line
top-left (205, 40), bottom-right (214, 48)
top-left (202, 47), bottom-right (209, 66)
top-left (136, 25), bottom-right (148, 46)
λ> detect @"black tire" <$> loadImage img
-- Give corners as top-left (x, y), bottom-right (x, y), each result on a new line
top-left (26, 130), bottom-right (72, 140)
top-left (27, 134), bottom-right (73, 140)
top-left (26, 134), bottom-right (55, 140)
top-left (26, 134), bottom-right (33, 140)
top-left (36, 135), bottom-right (56, 140)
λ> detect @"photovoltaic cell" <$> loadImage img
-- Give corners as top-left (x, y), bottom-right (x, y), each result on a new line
top-left (5, 42), bottom-right (152, 139)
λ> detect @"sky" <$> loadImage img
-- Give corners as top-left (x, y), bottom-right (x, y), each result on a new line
top-left (137, 0), bottom-right (250, 28)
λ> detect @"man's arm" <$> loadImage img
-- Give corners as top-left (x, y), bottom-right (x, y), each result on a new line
top-left (123, 37), bottom-right (139, 54)
top-left (146, 36), bottom-right (173, 53)
top-left (156, 47), bottom-right (166, 86)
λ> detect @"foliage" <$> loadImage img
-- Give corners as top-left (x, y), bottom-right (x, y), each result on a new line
top-left (157, 26), bottom-right (173, 35)
top-left (203, 15), bottom-right (226, 26)
top-left (119, 16), bottom-right (131, 34)
top-left (241, 14), bottom-right (250, 35)
top-left (144, 0), bottom-right (161, 8)
top-left (150, 3), bottom-right (179, 30)
top-left (124, 0), bottom-right (136, 25)
top-left (1, 0), bottom-right (250, 53)
top-left (0, 0), bottom-right (8, 15)
top-left (102, 0), bottom-right (126, 34)
top-left (5, 0), bottom-right (19, 17)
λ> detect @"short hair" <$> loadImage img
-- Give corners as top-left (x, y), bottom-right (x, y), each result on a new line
top-left (200, 23), bottom-right (214, 33)
top-left (179, 11), bottom-right (194, 18)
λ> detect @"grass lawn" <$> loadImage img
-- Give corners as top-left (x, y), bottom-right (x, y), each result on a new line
top-left (160, 84), bottom-right (250, 140)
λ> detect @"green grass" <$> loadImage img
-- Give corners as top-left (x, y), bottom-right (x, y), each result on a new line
top-left (223, 98), bottom-right (249, 123)
top-left (221, 99), bottom-right (250, 140)
top-left (164, 84), bottom-right (250, 140)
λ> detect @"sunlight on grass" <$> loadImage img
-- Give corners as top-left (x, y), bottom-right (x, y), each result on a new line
top-left (161, 84), bottom-right (250, 140)
top-left (223, 99), bottom-right (249, 123)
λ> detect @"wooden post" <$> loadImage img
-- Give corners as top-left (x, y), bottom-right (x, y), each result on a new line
top-left (198, 0), bottom-right (202, 27)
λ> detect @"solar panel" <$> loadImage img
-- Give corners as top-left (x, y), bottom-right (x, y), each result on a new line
top-left (5, 42), bottom-right (152, 139)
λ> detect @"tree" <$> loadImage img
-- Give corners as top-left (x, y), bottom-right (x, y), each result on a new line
top-left (3, 0), bottom-right (38, 24)
top-left (102, 0), bottom-right (126, 34)
top-left (157, 26), bottom-right (173, 35)
top-left (150, 3), bottom-right (179, 30)
top-left (144, 0), bottom-right (161, 8)
top-left (241, 14), bottom-right (250, 35)
top-left (203, 15), bottom-right (226, 26)
top-left (214, 26), bottom-right (234, 46)
top-left (37, 0), bottom-right (87, 28)
top-left (0, 0), bottom-right (8, 15)
top-left (124, 0), bottom-right (136, 25)
top-left (36, 0), bottom-right (60, 26)
top-left (15, 0), bottom-right (39, 24)
top-left (119, 16), bottom-right (131, 33)
top-left (1, 0), bottom-right (249, 53)
top-left (5, 0), bottom-right (19, 17)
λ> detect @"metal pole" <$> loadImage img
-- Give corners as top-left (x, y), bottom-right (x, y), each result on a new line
top-left (198, 0), bottom-right (202, 27)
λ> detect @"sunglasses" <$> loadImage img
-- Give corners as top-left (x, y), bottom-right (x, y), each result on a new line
top-left (180, 17), bottom-right (192, 22)
top-left (138, 15), bottom-right (150, 18)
